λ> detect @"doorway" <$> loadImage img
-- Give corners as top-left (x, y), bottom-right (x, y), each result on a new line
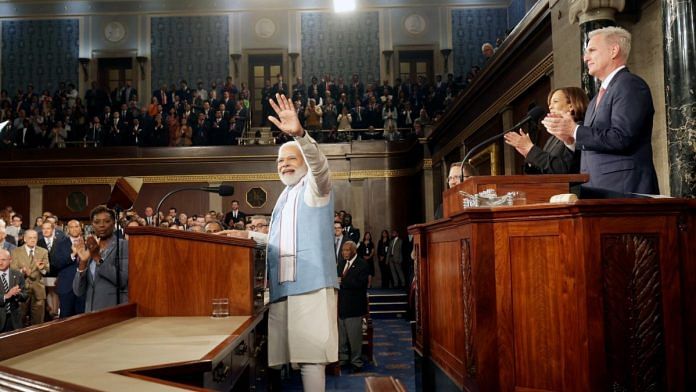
top-left (248, 54), bottom-right (282, 127)
top-left (397, 50), bottom-right (434, 84)
top-left (97, 57), bottom-right (133, 106)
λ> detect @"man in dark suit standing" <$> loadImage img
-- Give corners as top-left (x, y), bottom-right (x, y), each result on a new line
top-left (1, 249), bottom-right (29, 332)
top-left (342, 214), bottom-right (360, 244)
top-left (52, 220), bottom-right (85, 318)
top-left (544, 26), bottom-right (658, 195)
top-left (333, 222), bottom-right (348, 263)
top-left (223, 200), bottom-right (246, 228)
top-left (337, 241), bottom-right (369, 373)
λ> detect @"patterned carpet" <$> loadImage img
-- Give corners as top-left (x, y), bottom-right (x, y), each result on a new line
top-left (280, 318), bottom-right (415, 391)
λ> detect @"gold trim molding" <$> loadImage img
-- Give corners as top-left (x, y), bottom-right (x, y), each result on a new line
top-left (423, 159), bottom-right (433, 170)
top-left (0, 168), bottom-right (419, 187)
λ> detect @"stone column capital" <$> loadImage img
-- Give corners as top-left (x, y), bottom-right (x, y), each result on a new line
top-left (568, 0), bottom-right (625, 24)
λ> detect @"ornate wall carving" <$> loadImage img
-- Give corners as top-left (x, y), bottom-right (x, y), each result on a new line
top-left (601, 234), bottom-right (665, 392)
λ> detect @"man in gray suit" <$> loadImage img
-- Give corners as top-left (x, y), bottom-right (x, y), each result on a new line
top-left (388, 230), bottom-right (405, 288)
top-left (73, 205), bottom-right (128, 312)
top-left (1, 249), bottom-right (28, 332)
top-left (544, 26), bottom-right (658, 196)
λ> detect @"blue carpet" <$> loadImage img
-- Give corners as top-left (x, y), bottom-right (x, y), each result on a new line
top-left (280, 318), bottom-right (415, 391)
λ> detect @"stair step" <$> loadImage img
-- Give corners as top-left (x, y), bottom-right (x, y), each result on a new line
top-left (370, 302), bottom-right (408, 306)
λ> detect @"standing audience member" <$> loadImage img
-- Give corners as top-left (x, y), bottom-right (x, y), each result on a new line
top-left (388, 229), bottom-right (405, 288)
top-left (377, 230), bottom-right (392, 289)
top-left (55, 220), bottom-right (86, 317)
top-left (0, 228), bottom-right (16, 252)
top-left (73, 205), bottom-right (128, 312)
top-left (337, 241), bottom-right (369, 373)
top-left (1, 249), bottom-right (28, 332)
top-left (223, 200), bottom-right (246, 228)
top-left (11, 229), bottom-right (48, 325)
top-left (358, 232), bottom-right (376, 288)
top-left (342, 213), bottom-right (360, 243)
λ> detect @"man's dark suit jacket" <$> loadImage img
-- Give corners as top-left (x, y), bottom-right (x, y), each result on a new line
top-left (337, 256), bottom-right (369, 319)
top-left (344, 226), bottom-right (361, 244)
top-left (525, 135), bottom-right (579, 174)
top-left (41, 236), bottom-right (76, 295)
top-left (224, 210), bottom-right (246, 227)
top-left (0, 268), bottom-right (29, 331)
top-left (576, 68), bottom-right (659, 195)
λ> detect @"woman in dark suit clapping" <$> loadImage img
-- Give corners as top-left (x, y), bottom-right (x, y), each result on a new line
top-left (504, 87), bottom-right (589, 174)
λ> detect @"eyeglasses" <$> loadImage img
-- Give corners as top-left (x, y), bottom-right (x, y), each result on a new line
top-left (448, 175), bottom-right (470, 180)
top-left (250, 224), bottom-right (268, 231)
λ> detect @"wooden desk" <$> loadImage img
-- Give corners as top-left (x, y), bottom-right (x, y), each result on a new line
top-left (0, 228), bottom-right (268, 391)
top-left (0, 305), bottom-right (261, 391)
top-left (410, 198), bottom-right (696, 391)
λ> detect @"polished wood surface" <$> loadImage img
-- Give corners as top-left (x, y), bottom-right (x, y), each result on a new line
top-left (410, 198), bottom-right (696, 391)
top-left (0, 303), bottom-right (136, 361)
top-left (442, 174), bottom-right (588, 218)
top-left (126, 226), bottom-right (258, 317)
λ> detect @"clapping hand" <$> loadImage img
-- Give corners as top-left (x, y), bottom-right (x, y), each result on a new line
top-left (268, 94), bottom-right (304, 137)
top-left (541, 112), bottom-right (576, 144)
top-left (503, 129), bottom-right (534, 158)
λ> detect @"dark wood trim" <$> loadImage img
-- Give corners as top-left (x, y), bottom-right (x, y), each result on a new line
top-left (203, 312), bottom-right (264, 361)
top-left (0, 366), bottom-right (101, 392)
top-left (0, 303), bottom-right (137, 361)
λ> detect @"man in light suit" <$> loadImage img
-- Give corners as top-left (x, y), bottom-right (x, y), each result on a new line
top-left (10, 229), bottom-right (49, 325)
top-left (544, 26), bottom-right (659, 196)
top-left (73, 206), bottom-right (128, 312)
top-left (1, 249), bottom-right (29, 332)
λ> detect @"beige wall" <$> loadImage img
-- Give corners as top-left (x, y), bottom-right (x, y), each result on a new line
top-left (549, 0), bottom-right (581, 89)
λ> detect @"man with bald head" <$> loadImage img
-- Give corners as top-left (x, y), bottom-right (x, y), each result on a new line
top-left (264, 93), bottom-right (338, 391)
top-left (11, 229), bottom-right (49, 325)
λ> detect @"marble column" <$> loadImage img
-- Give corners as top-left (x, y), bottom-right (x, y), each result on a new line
top-left (663, 0), bottom-right (696, 198)
top-left (569, 0), bottom-right (625, 98)
top-left (29, 185), bottom-right (43, 224)
top-left (499, 106), bottom-right (516, 175)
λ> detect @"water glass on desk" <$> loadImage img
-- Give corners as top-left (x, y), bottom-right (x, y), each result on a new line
top-left (507, 191), bottom-right (527, 205)
top-left (212, 298), bottom-right (229, 318)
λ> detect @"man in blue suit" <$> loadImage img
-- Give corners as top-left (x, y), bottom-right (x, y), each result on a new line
top-left (544, 26), bottom-right (659, 196)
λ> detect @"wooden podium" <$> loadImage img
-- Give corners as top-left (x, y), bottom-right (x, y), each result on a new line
top-left (442, 174), bottom-right (588, 218)
top-left (411, 178), bottom-right (696, 391)
top-left (0, 227), bottom-right (267, 391)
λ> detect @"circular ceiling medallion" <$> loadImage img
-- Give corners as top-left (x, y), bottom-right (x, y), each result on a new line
top-left (255, 18), bottom-right (276, 39)
top-left (404, 14), bottom-right (426, 35)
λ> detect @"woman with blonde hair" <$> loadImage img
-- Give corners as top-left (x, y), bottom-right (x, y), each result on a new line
top-left (504, 87), bottom-right (588, 174)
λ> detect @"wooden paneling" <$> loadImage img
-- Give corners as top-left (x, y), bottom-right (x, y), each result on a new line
top-left (127, 227), bottom-right (256, 317)
top-left (0, 186), bottom-right (30, 225)
top-left (410, 198), bottom-right (695, 391)
top-left (42, 184), bottom-right (111, 220)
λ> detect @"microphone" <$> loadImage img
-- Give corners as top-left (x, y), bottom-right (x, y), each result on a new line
top-left (459, 106), bottom-right (546, 181)
top-left (199, 185), bottom-right (235, 196)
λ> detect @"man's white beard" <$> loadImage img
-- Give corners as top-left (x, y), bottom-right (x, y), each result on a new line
top-left (279, 164), bottom-right (308, 186)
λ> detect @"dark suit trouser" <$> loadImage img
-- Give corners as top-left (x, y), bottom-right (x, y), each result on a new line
top-left (2, 314), bottom-right (14, 332)
top-left (338, 316), bottom-right (364, 368)
top-left (379, 258), bottom-right (392, 288)
top-left (58, 291), bottom-right (85, 318)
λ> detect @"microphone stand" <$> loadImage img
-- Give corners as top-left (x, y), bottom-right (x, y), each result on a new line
top-left (155, 187), bottom-right (205, 226)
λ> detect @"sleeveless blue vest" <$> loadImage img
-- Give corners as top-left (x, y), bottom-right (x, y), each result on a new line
top-left (267, 179), bottom-right (338, 303)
